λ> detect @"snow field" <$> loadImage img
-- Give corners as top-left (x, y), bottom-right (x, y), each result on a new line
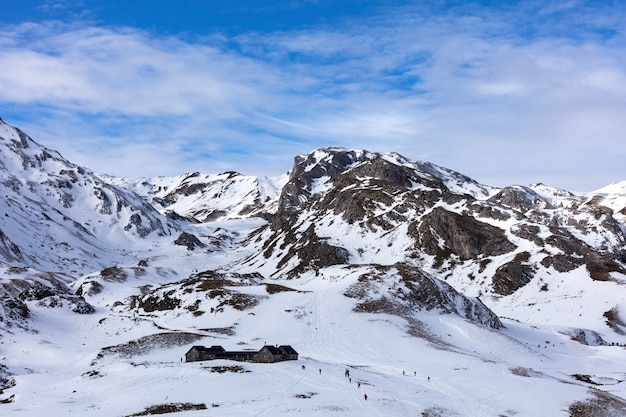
top-left (4, 259), bottom-right (626, 416)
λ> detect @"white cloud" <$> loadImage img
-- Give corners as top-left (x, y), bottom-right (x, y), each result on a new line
top-left (0, 25), bottom-right (273, 117)
top-left (1, 2), bottom-right (626, 191)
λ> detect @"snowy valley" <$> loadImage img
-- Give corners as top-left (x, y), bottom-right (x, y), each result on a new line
top-left (1, 118), bottom-right (626, 416)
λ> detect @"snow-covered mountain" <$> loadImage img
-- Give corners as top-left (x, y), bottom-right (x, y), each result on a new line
top-left (110, 170), bottom-right (287, 223)
top-left (0, 119), bottom-right (178, 274)
top-left (2, 118), bottom-right (626, 416)
top-left (234, 148), bottom-right (626, 331)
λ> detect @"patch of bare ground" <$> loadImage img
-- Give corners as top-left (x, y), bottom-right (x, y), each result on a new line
top-left (603, 307), bottom-right (626, 335)
top-left (265, 283), bottom-right (302, 294)
top-left (125, 402), bottom-right (207, 416)
top-left (421, 406), bottom-right (460, 416)
top-left (510, 367), bottom-right (543, 378)
top-left (566, 328), bottom-right (607, 346)
top-left (406, 318), bottom-right (454, 350)
top-left (100, 266), bottom-right (128, 283)
top-left (294, 392), bottom-right (318, 399)
top-left (206, 365), bottom-right (250, 373)
top-left (573, 374), bottom-right (600, 385)
top-left (94, 332), bottom-right (203, 363)
top-left (81, 370), bottom-right (104, 378)
top-left (568, 389), bottom-right (626, 417)
top-left (198, 326), bottom-right (236, 336)
top-left (133, 271), bottom-right (265, 313)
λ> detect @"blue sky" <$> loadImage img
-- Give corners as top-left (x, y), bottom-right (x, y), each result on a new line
top-left (1, 1), bottom-right (625, 191)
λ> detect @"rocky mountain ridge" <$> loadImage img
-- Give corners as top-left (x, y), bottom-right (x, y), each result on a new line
top-left (1, 119), bottom-right (625, 330)
top-left (237, 147), bottom-right (625, 298)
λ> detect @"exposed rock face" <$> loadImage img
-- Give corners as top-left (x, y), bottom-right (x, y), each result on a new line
top-left (0, 295), bottom-right (29, 328)
top-left (277, 239), bottom-right (349, 273)
top-left (488, 186), bottom-right (552, 213)
top-left (262, 219), bottom-right (350, 277)
top-left (491, 253), bottom-right (536, 296)
top-left (0, 229), bottom-right (24, 263)
top-left (17, 281), bottom-right (95, 313)
top-left (174, 232), bottom-right (206, 250)
top-left (278, 148), bottom-right (366, 212)
top-left (410, 208), bottom-right (516, 262)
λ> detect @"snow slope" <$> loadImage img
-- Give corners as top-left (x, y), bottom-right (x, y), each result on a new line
top-left (1, 121), bottom-right (626, 416)
top-left (0, 119), bottom-right (178, 275)
top-left (2, 231), bottom-right (625, 416)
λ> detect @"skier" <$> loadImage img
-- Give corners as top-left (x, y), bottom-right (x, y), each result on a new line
top-left (364, 393), bottom-right (368, 400)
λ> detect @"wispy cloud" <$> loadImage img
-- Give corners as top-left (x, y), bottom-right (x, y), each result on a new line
top-left (1, 2), bottom-right (625, 190)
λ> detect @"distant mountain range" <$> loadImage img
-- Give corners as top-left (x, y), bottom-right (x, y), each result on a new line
top-left (2, 117), bottom-right (626, 416)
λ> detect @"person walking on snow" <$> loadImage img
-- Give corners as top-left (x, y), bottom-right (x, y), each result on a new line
top-left (364, 393), bottom-right (368, 400)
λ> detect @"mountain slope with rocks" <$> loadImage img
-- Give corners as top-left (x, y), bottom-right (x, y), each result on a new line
top-left (0, 120), bottom-right (178, 275)
top-left (111, 170), bottom-right (287, 223)
top-left (1, 119), bottom-right (626, 416)
top-left (237, 148), bottom-right (626, 327)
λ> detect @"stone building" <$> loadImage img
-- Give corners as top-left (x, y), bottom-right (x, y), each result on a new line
top-left (185, 344), bottom-right (298, 363)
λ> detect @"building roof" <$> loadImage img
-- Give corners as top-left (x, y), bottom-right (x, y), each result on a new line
top-left (189, 345), bottom-right (225, 353)
top-left (207, 345), bottom-right (226, 352)
top-left (261, 345), bottom-right (281, 354)
top-left (278, 345), bottom-right (298, 355)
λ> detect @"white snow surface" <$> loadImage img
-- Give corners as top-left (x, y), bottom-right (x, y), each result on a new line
top-left (2, 220), bottom-right (626, 416)
top-left (1, 122), bottom-right (626, 416)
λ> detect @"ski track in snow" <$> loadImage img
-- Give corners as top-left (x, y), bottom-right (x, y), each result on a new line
top-left (298, 286), bottom-right (510, 417)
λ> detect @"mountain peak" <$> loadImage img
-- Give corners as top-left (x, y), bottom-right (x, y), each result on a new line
top-left (594, 180), bottom-right (626, 195)
top-left (278, 147), bottom-right (495, 212)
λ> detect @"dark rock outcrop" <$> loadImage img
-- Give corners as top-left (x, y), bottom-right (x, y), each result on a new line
top-left (491, 253), bottom-right (536, 296)
top-left (174, 232), bottom-right (206, 250)
top-left (410, 208), bottom-right (516, 261)
top-left (344, 264), bottom-right (503, 329)
top-left (488, 185), bottom-right (552, 213)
